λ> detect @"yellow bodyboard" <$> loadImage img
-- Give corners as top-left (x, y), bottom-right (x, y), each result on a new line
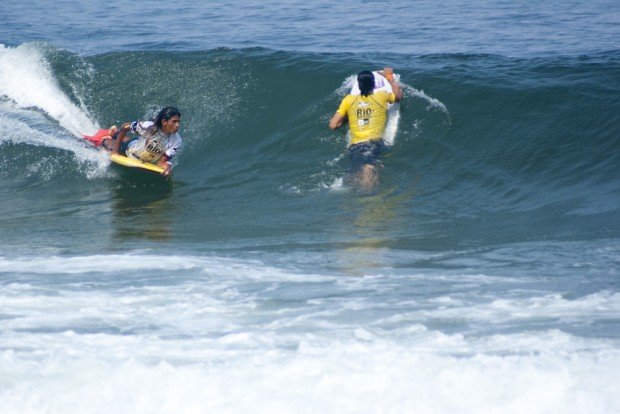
top-left (109, 153), bottom-right (166, 174)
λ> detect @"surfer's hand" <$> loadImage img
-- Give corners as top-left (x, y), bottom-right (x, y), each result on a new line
top-left (161, 164), bottom-right (172, 178)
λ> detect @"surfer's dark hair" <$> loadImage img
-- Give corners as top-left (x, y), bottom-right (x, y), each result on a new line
top-left (154, 106), bottom-right (181, 130)
top-left (357, 70), bottom-right (375, 97)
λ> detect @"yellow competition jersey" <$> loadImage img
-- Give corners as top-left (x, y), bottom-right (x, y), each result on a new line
top-left (337, 91), bottom-right (396, 145)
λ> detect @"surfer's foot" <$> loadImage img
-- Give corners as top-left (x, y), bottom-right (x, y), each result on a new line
top-left (101, 138), bottom-right (114, 151)
top-left (101, 126), bottom-right (118, 151)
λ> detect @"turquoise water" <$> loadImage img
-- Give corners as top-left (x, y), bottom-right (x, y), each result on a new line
top-left (1, 1), bottom-right (619, 413)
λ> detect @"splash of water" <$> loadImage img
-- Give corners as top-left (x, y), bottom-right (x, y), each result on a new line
top-left (0, 43), bottom-right (98, 137)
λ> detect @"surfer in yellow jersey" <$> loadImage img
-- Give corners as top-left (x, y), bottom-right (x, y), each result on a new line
top-left (329, 67), bottom-right (402, 189)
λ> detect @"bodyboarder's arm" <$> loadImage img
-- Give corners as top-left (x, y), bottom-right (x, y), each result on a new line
top-left (112, 123), bottom-right (132, 154)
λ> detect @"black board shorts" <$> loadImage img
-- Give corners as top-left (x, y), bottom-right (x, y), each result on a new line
top-left (347, 139), bottom-right (387, 170)
top-left (119, 137), bottom-right (138, 156)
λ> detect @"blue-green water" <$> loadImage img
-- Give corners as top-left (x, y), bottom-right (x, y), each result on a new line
top-left (1, 1), bottom-right (619, 413)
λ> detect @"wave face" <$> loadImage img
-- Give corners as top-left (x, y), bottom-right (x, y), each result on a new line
top-left (0, 45), bottom-right (618, 253)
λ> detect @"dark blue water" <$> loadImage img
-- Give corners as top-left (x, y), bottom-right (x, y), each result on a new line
top-left (1, 1), bottom-right (619, 413)
top-left (2, 0), bottom-right (619, 56)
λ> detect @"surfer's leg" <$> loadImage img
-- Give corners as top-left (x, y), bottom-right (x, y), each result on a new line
top-left (357, 164), bottom-right (379, 189)
top-left (101, 138), bottom-right (114, 151)
top-left (100, 126), bottom-right (120, 152)
top-left (102, 138), bottom-right (130, 154)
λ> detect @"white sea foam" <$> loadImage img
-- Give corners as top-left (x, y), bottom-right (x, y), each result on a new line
top-left (0, 254), bottom-right (330, 282)
top-left (1, 253), bottom-right (618, 413)
top-left (0, 44), bottom-right (98, 137)
top-left (0, 103), bottom-right (109, 177)
top-left (404, 84), bottom-right (450, 113)
top-left (0, 45), bottom-right (108, 178)
top-left (0, 331), bottom-right (617, 414)
top-left (323, 176), bottom-right (346, 191)
top-left (403, 291), bottom-right (620, 327)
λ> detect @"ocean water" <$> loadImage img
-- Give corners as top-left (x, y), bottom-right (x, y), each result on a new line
top-left (1, 1), bottom-right (619, 413)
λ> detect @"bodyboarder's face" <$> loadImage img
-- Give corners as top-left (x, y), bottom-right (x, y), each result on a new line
top-left (162, 115), bottom-right (181, 135)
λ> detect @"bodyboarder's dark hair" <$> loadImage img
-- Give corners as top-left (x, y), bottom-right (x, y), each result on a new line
top-left (154, 107), bottom-right (181, 129)
top-left (147, 106), bottom-right (181, 136)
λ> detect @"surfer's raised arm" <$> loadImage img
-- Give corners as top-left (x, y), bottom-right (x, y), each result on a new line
top-left (381, 67), bottom-right (403, 101)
